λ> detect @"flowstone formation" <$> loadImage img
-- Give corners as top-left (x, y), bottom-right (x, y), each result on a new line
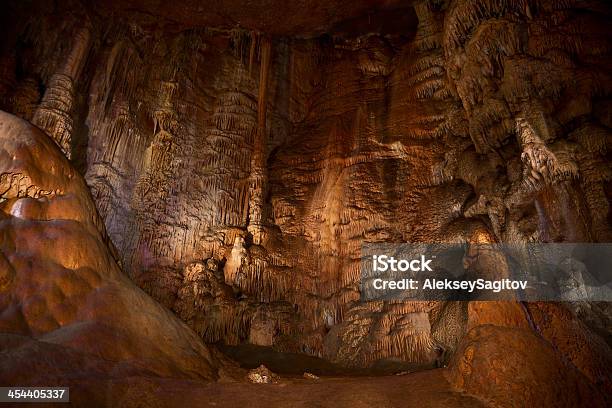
top-left (0, 111), bottom-right (222, 405)
top-left (0, 0), bottom-right (611, 406)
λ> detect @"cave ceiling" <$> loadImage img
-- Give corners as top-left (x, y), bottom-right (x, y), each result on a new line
top-left (23, 0), bottom-right (418, 36)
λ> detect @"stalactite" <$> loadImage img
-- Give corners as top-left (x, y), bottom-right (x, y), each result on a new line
top-left (248, 31), bottom-right (257, 75)
top-left (515, 116), bottom-right (578, 191)
top-left (248, 36), bottom-right (271, 245)
top-left (0, 53), bottom-right (17, 113)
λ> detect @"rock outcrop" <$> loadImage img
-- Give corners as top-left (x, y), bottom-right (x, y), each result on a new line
top-left (0, 111), bottom-right (219, 399)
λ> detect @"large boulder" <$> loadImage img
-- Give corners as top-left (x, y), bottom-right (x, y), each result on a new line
top-left (0, 111), bottom-right (218, 391)
top-left (446, 324), bottom-right (608, 408)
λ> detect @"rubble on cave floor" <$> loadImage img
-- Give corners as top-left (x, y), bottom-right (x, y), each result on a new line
top-left (246, 365), bottom-right (280, 384)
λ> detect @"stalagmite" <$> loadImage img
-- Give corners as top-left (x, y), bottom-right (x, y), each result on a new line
top-left (32, 25), bottom-right (92, 159)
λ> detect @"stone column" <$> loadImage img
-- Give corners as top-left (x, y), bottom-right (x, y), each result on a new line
top-left (33, 25), bottom-right (92, 159)
top-left (248, 36), bottom-right (271, 245)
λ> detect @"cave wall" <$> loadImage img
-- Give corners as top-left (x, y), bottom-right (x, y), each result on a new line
top-left (1, 0), bottom-right (611, 370)
top-left (0, 111), bottom-right (221, 392)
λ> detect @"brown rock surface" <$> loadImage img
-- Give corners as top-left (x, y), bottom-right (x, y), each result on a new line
top-left (1, 368), bottom-right (485, 407)
top-left (2, 0), bottom-right (609, 367)
top-left (87, 0), bottom-right (417, 36)
top-left (525, 302), bottom-right (612, 391)
top-left (0, 111), bottom-right (218, 385)
top-left (0, 0), bottom-right (611, 405)
top-left (446, 324), bottom-right (607, 408)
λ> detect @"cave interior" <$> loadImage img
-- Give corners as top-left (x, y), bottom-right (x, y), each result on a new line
top-left (0, 0), bottom-right (611, 406)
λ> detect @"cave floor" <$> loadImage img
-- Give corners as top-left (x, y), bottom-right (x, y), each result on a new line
top-left (107, 369), bottom-right (486, 408)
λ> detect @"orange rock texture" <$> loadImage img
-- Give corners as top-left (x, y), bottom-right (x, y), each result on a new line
top-left (0, 112), bottom-right (219, 389)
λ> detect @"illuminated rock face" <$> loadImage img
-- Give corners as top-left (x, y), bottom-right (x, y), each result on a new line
top-left (1, 0), bottom-right (611, 404)
top-left (446, 324), bottom-right (608, 408)
top-left (0, 111), bottom-right (218, 387)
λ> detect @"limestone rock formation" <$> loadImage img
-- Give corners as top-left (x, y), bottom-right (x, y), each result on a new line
top-left (0, 111), bottom-right (219, 395)
top-left (447, 324), bottom-right (607, 408)
top-left (0, 0), bottom-right (611, 406)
